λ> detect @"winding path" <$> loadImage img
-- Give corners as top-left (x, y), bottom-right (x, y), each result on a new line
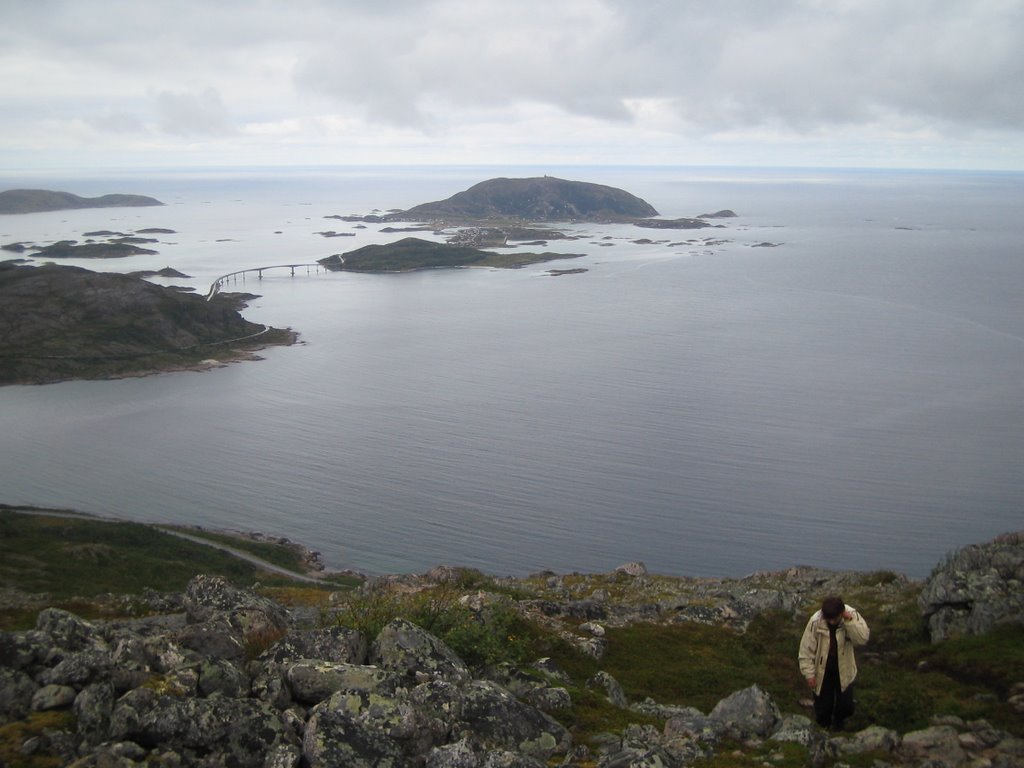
top-left (4, 506), bottom-right (331, 585)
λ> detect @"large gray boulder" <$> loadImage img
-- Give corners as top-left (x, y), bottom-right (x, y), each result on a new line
top-left (898, 725), bottom-right (967, 767)
top-left (303, 687), bottom-right (447, 767)
top-left (919, 531), bottom-right (1024, 642)
top-left (184, 574), bottom-right (289, 635)
top-left (108, 686), bottom-right (295, 767)
top-left (35, 608), bottom-right (106, 652)
top-left (456, 680), bottom-right (571, 760)
top-left (371, 618), bottom-right (470, 682)
top-left (285, 660), bottom-right (402, 706)
top-left (0, 667), bottom-right (38, 723)
top-left (261, 626), bottom-right (367, 665)
top-left (708, 684), bottom-right (781, 739)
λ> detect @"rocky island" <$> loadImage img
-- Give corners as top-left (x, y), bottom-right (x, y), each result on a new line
top-left (0, 262), bottom-right (294, 385)
top-left (332, 177), bottom-right (735, 250)
top-left (0, 509), bottom-right (1021, 768)
top-left (0, 189), bottom-right (164, 215)
top-left (390, 176), bottom-right (659, 223)
top-left (319, 237), bottom-right (583, 273)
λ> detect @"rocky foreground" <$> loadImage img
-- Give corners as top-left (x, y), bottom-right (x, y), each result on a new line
top-left (1, 532), bottom-right (1021, 767)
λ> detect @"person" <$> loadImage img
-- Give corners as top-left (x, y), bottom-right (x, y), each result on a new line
top-left (798, 595), bottom-right (870, 731)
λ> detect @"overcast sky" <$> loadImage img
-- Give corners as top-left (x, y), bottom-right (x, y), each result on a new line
top-left (2, 0), bottom-right (1022, 171)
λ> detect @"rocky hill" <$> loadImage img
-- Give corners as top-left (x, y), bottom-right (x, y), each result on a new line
top-left (392, 176), bottom-right (659, 222)
top-left (0, 262), bottom-right (293, 385)
top-left (0, 519), bottom-right (1021, 767)
top-left (0, 189), bottom-right (163, 215)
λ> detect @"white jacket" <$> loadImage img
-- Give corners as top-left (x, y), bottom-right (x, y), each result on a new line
top-left (798, 604), bottom-right (869, 694)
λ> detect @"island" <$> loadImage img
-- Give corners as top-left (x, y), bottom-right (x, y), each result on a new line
top-left (332, 177), bottom-right (736, 244)
top-left (29, 240), bottom-right (159, 259)
top-left (0, 261), bottom-right (294, 385)
top-left (0, 189), bottom-right (164, 214)
top-left (389, 175), bottom-right (659, 222)
top-left (318, 237), bottom-right (583, 272)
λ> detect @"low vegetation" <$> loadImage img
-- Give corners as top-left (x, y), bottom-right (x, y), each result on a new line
top-left (0, 507), bottom-right (345, 630)
top-left (1, 510), bottom-right (1021, 768)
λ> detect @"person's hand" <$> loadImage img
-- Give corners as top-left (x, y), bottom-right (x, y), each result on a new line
top-left (806, 677), bottom-right (816, 689)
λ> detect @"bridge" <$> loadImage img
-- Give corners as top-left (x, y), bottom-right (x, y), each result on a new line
top-left (206, 263), bottom-right (327, 300)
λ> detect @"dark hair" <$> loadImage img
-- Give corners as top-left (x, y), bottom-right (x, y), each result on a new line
top-left (821, 596), bottom-right (844, 620)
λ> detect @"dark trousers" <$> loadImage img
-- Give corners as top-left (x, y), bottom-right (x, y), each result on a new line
top-left (814, 673), bottom-right (855, 729)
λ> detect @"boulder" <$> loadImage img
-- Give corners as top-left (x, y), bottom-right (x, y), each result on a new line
top-left (456, 680), bottom-right (571, 760)
top-left (0, 667), bottom-right (38, 723)
top-left (197, 657), bottom-right (249, 698)
top-left (36, 608), bottom-right (105, 652)
top-left (261, 626), bottom-right (367, 665)
top-left (108, 686), bottom-right (295, 766)
top-left (37, 649), bottom-right (112, 688)
top-left (833, 723), bottom-right (900, 758)
top-left (615, 562), bottom-right (648, 577)
top-left (588, 670), bottom-right (628, 708)
top-left (920, 531), bottom-right (1024, 642)
top-left (370, 618), bottom-right (470, 682)
top-left (175, 618), bottom-right (246, 662)
top-left (183, 575), bottom-right (290, 643)
top-left (708, 684), bottom-right (781, 739)
top-left (73, 681), bottom-right (115, 746)
top-left (285, 660), bottom-right (402, 706)
top-left (899, 725), bottom-right (967, 767)
top-left (31, 683), bottom-right (77, 710)
top-left (303, 688), bottom-right (446, 767)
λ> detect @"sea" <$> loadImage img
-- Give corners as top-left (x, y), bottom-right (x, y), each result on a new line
top-left (1, 165), bottom-right (1021, 579)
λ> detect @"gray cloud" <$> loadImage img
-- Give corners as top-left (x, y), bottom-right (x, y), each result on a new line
top-left (154, 88), bottom-right (234, 137)
top-left (1, 0), bottom-right (1022, 166)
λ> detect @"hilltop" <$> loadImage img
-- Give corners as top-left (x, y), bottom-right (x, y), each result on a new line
top-left (391, 176), bottom-right (659, 223)
top-left (0, 189), bottom-right (163, 215)
top-left (0, 262), bottom-right (294, 385)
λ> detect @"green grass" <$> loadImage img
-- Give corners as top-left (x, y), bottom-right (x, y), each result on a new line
top-left (0, 508), bottom-right (341, 629)
top-left (331, 581), bottom-right (546, 668)
top-left (159, 526), bottom-right (312, 572)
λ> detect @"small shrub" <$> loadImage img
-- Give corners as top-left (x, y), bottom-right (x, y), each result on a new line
top-left (0, 711), bottom-right (76, 768)
top-left (330, 583), bottom-right (543, 668)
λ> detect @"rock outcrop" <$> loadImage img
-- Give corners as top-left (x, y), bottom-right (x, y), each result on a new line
top-left (3, 568), bottom-right (1022, 767)
top-left (919, 531), bottom-right (1024, 642)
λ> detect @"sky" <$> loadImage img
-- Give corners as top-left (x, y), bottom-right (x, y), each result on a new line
top-left (2, 0), bottom-right (1023, 171)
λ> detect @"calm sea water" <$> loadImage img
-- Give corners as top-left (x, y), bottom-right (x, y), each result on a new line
top-left (1, 166), bottom-right (1021, 578)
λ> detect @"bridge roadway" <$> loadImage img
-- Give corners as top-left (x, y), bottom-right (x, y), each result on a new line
top-left (206, 263), bottom-right (328, 300)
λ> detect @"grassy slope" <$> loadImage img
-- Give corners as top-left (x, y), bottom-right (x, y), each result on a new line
top-left (0, 509), bottom-right (352, 628)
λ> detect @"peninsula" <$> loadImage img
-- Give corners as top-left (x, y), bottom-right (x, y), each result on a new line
top-left (0, 261), bottom-right (294, 385)
top-left (0, 189), bottom-right (164, 215)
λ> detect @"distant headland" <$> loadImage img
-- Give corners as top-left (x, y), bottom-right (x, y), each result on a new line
top-left (0, 262), bottom-right (294, 386)
top-left (0, 188), bottom-right (164, 215)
